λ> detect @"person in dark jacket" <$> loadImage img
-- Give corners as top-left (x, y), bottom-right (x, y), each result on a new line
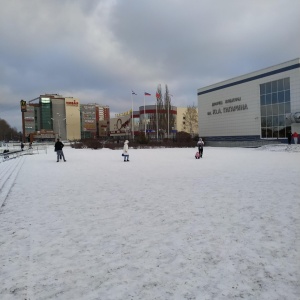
top-left (197, 138), bottom-right (204, 158)
top-left (54, 138), bottom-right (66, 162)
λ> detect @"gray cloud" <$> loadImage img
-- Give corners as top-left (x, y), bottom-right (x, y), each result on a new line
top-left (0, 0), bottom-right (299, 131)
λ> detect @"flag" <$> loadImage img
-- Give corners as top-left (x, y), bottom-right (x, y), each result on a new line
top-left (156, 92), bottom-right (160, 99)
top-left (144, 92), bottom-right (151, 96)
top-left (132, 91), bottom-right (137, 95)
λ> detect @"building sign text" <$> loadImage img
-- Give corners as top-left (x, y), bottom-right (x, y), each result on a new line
top-left (207, 97), bottom-right (248, 116)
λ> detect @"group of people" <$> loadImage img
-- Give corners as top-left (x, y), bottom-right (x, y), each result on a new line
top-left (53, 138), bottom-right (129, 163)
top-left (122, 138), bottom-right (205, 162)
top-left (54, 131), bottom-right (299, 163)
top-left (20, 142), bottom-right (32, 151)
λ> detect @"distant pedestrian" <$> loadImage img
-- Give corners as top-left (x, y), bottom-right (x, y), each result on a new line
top-left (287, 130), bottom-right (292, 145)
top-left (197, 138), bottom-right (204, 158)
top-left (292, 132), bottom-right (299, 144)
top-left (21, 142), bottom-right (24, 151)
top-left (123, 140), bottom-right (129, 162)
top-left (54, 138), bottom-right (66, 162)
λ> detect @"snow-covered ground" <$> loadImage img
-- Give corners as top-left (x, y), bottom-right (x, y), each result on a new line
top-left (0, 144), bottom-right (299, 300)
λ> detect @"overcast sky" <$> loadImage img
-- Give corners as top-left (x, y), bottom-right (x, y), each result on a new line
top-left (1, 0), bottom-right (299, 131)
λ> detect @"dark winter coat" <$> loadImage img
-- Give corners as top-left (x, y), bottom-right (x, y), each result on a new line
top-left (55, 141), bottom-right (64, 151)
top-left (197, 140), bottom-right (204, 149)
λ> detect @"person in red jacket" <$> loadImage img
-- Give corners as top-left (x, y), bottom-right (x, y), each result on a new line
top-left (292, 132), bottom-right (298, 144)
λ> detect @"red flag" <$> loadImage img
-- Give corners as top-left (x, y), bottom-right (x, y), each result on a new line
top-left (144, 92), bottom-right (151, 96)
top-left (156, 92), bottom-right (160, 99)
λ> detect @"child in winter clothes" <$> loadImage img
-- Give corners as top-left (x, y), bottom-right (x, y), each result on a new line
top-left (123, 140), bottom-right (129, 162)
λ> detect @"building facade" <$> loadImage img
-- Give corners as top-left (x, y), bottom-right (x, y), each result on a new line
top-left (197, 58), bottom-right (300, 142)
top-left (109, 105), bottom-right (177, 140)
top-left (80, 104), bottom-right (97, 139)
top-left (23, 94), bottom-right (81, 141)
top-left (177, 107), bottom-right (198, 137)
top-left (138, 105), bottom-right (177, 139)
top-left (22, 95), bottom-right (112, 141)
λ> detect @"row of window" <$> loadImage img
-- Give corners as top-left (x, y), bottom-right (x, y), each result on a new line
top-left (260, 78), bottom-right (290, 94)
top-left (261, 115), bottom-right (285, 127)
top-left (261, 103), bottom-right (290, 116)
top-left (260, 77), bottom-right (291, 139)
top-left (260, 90), bottom-right (290, 105)
top-left (261, 126), bottom-right (291, 139)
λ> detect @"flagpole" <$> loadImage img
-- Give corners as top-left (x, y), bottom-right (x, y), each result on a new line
top-left (144, 94), bottom-right (146, 135)
top-left (167, 96), bottom-right (169, 140)
top-left (131, 92), bottom-right (134, 140)
top-left (167, 94), bottom-right (173, 140)
top-left (156, 99), bottom-right (158, 140)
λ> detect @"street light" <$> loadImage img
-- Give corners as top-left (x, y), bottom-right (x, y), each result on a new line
top-left (51, 118), bottom-right (60, 138)
top-left (51, 117), bottom-right (65, 139)
top-left (126, 126), bottom-right (130, 140)
top-left (51, 113), bottom-right (67, 140)
top-left (172, 126), bottom-right (175, 142)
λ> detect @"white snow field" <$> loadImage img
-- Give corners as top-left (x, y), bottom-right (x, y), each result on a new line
top-left (0, 144), bottom-right (299, 300)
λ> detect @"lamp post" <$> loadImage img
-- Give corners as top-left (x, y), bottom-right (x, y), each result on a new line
top-left (126, 126), bottom-right (130, 140)
top-left (168, 94), bottom-right (174, 140)
top-left (51, 118), bottom-right (58, 138)
top-left (167, 97), bottom-right (169, 140)
top-left (172, 126), bottom-right (174, 142)
top-left (51, 117), bottom-right (63, 139)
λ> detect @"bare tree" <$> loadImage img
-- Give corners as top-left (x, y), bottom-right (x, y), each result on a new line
top-left (156, 84), bottom-right (163, 138)
top-left (153, 84), bottom-right (175, 139)
top-left (0, 118), bottom-right (21, 141)
top-left (182, 105), bottom-right (198, 136)
top-left (163, 84), bottom-right (175, 138)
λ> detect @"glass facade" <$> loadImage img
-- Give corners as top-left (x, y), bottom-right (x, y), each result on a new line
top-left (260, 77), bottom-right (291, 138)
top-left (40, 98), bottom-right (52, 130)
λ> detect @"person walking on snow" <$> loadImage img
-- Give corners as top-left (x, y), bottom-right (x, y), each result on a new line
top-left (54, 138), bottom-right (66, 162)
top-left (292, 132), bottom-right (298, 144)
top-left (123, 140), bottom-right (129, 162)
top-left (197, 138), bottom-right (204, 158)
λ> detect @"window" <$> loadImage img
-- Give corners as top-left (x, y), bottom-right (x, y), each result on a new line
top-left (271, 93), bottom-right (278, 104)
top-left (260, 77), bottom-right (291, 138)
top-left (272, 104), bottom-right (279, 115)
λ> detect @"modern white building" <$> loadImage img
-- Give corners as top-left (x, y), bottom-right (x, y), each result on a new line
top-left (197, 58), bottom-right (300, 143)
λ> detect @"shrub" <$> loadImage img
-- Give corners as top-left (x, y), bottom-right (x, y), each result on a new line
top-left (136, 132), bottom-right (149, 144)
top-left (71, 142), bottom-right (84, 149)
top-left (83, 139), bottom-right (102, 149)
top-left (176, 131), bottom-right (192, 143)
